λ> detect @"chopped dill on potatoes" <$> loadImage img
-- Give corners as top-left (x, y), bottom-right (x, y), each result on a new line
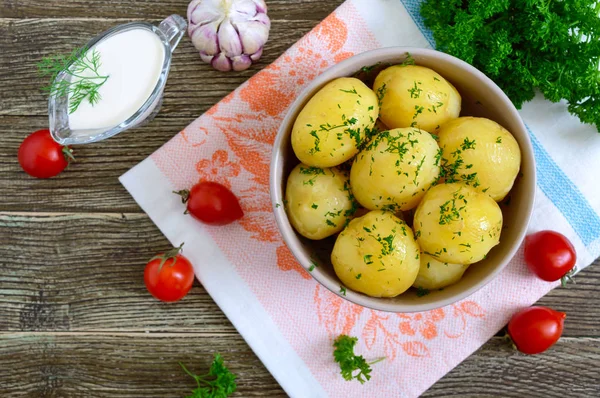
top-left (408, 81), bottom-right (423, 99)
top-left (356, 273), bottom-right (362, 280)
top-left (460, 138), bottom-right (476, 150)
top-left (308, 131), bottom-right (320, 154)
top-left (363, 254), bottom-right (373, 265)
top-left (413, 105), bottom-right (425, 119)
top-left (339, 87), bottom-right (359, 95)
top-left (299, 166), bottom-right (325, 175)
top-left (339, 286), bottom-right (347, 296)
top-left (416, 287), bottom-right (430, 297)
top-left (496, 137), bottom-right (502, 144)
top-left (311, 203), bottom-right (318, 209)
top-left (376, 83), bottom-right (387, 107)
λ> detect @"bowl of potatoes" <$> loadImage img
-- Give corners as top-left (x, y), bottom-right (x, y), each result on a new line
top-left (270, 47), bottom-right (536, 312)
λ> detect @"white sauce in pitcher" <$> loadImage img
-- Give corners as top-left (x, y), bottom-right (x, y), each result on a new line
top-left (68, 29), bottom-right (165, 130)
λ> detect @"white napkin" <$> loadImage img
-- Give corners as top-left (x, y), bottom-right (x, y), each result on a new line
top-left (121, 1), bottom-right (600, 396)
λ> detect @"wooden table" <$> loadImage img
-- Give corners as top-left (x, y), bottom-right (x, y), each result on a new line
top-left (1, 1), bottom-right (599, 396)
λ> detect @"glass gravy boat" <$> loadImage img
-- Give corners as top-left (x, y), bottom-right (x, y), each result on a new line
top-left (49, 15), bottom-right (187, 145)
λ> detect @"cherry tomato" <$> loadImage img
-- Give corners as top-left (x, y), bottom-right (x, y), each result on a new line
top-left (524, 230), bottom-right (576, 286)
top-left (144, 244), bottom-right (195, 302)
top-left (175, 181), bottom-right (244, 226)
top-left (18, 129), bottom-right (74, 178)
top-left (507, 306), bottom-right (566, 355)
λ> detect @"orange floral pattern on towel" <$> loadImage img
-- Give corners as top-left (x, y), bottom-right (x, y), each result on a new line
top-left (149, 3), bottom-right (491, 396)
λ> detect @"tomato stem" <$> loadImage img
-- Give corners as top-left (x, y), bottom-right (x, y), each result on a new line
top-left (62, 146), bottom-right (75, 163)
top-left (503, 331), bottom-right (518, 351)
top-left (561, 267), bottom-right (577, 288)
top-left (149, 242), bottom-right (185, 272)
top-left (173, 189), bottom-right (191, 204)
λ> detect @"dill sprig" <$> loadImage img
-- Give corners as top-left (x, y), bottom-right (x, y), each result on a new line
top-left (38, 47), bottom-right (109, 114)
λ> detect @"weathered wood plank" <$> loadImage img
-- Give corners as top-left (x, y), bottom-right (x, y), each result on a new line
top-left (0, 0), bottom-right (344, 20)
top-left (423, 337), bottom-right (600, 397)
top-left (0, 116), bottom-right (185, 213)
top-left (0, 333), bottom-right (598, 397)
top-left (0, 332), bottom-right (285, 397)
top-left (0, 15), bottom-right (335, 117)
top-left (0, 213), bottom-right (236, 332)
top-left (0, 213), bottom-right (599, 335)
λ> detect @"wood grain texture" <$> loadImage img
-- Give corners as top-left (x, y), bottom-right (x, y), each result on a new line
top-left (0, 0), bottom-right (344, 19)
top-left (1, 0), bottom-right (600, 396)
top-left (0, 15), bottom-right (337, 117)
top-left (0, 116), bottom-right (185, 212)
top-left (0, 333), bottom-right (285, 397)
top-left (0, 333), bottom-right (597, 397)
top-left (1, 212), bottom-right (599, 336)
top-left (423, 337), bottom-right (600, 398)
top-left (0, 213), bottom-right (236, 333)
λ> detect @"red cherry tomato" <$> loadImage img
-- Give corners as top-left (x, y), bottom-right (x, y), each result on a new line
top-left (144, 244), bottom-right (195, 302)
top-left (18, 129), bottom-right (74, 178)
top-left (176, 181), bottom-right (244, 226)
top-left (524, 230), bottom-right (577, 286)
top-left (507, 306), bottom-right (566, 355)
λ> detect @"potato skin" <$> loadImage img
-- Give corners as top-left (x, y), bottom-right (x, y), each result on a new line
top-left (285, 164), bottom-right (356, 240)
top-left (374, 65), bottom-right (461, 132)
top-left (350, 128), bottom-right (441, 212)
top-left (413, 183), bottom-right (503, 264)
top-left (291, 77), bottom-right (379, 168)
top-left (331, 210), bottom-right (420, 297)
top-left (412, 253), bottom-right (469, 290)
top-left (437, 117), bottom-right (521, 201)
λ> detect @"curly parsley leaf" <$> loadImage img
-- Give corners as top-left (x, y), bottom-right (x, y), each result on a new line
top-left (421, 0), bottom-right (600, 131)
top-left (333, 335), bottom-right (384, 384)
top-left (180, 354), bottom-right (237, 398)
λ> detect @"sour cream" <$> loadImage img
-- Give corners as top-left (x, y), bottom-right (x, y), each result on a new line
top-left (68, 29), bottom-right (165, 131)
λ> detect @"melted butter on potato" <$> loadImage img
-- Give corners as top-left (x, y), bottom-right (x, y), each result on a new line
top-left (413, 183), bottom-right (502, 265)
top-left (437, 117), bottom-right (521, 201)
top-left (331, 210), bottom-right (420, 297)
top-left (285, 164), bottom-right (357, 240)
top-left (413, 253), bottom-right (469, 290)
top-left (291, 77), bottom-right (379, 168)
top-left (374, 65), bottom-right (461, 132)
top-left (350, 128), bottom-right (441, 212)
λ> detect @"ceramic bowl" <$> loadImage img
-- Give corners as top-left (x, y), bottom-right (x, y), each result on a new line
top-left (270, 47), bottom-right (536, 313)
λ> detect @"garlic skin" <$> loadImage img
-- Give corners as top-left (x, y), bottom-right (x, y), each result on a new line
top-left (187, 0), bottom-right (270, 72)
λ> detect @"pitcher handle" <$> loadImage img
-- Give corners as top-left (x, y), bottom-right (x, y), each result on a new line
top-left (158, 15), bottom-right (187, 52)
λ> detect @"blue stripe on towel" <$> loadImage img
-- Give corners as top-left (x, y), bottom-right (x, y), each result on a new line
top-left (527, 128), bottom-right (600, 246)
top-left (399, 0), bottom-right (435, 47)
top-left (398, 0), bottom-right (600, 246)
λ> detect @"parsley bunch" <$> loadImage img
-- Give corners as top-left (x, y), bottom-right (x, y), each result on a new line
top-left (421, 0), bottom-right (600, 131)
top-left (333, 335), bottom-right (384, 384)
top-left (180, 354), bottom-right (237, 398)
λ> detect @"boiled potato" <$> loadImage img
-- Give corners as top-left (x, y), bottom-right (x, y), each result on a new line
top-left (285, 164), bottom-right (356, 240)
top-left (331, 210), bottom-right (420, 297)
top-left (413, 183), bottom-right (503, 264)
top-left (291, 77), bottom-right (379, 167)
top-left (437, 117), bottom-right (521, 201)
top-left (373, 65), bottom-right (461, 132)
top-left (412, 253), bottom-right (470, 290)
top-left (350, 128), bottom-right (441, 211)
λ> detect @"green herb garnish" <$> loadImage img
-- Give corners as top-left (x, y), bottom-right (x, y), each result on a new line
top-left (421, 0), bottom-right (600, 131)
top-left (38, 47), bottom-right (110, 114)
top-left (333, 335), bottom-right (384, 384)
top-left (180, 354), bottom-right (237, 398)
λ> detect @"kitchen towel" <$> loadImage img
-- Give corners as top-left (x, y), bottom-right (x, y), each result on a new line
top-left (120, 0), bottom-right (600, 396)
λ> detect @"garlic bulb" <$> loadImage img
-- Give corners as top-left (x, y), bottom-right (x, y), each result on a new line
top-left (187, 0), bottom-right (271, 72)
